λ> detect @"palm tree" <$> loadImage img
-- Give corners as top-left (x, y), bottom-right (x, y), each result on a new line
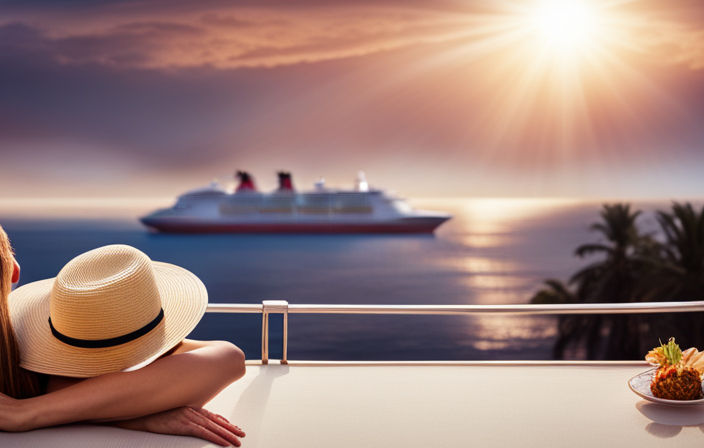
top-left (532, 202), bottom-right (704, 360)
top-left (573, 204), bottom-right (649, 359)
top-left (532, 204), bottom-right (648, 359)
top-left (571, 203), bottom-right (642, 302)
top-left (655, 202), bottom-right (704, 288)
top-left (638, 203), bottom-right (704, 348)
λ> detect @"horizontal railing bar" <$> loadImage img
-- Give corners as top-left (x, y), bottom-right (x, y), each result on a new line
top-left (207, 304), bottom-right (263, 313)
top-left (202, 301), bottom-right (704, 315)
top-left (271, 360), bottom-right (650, 367)
top-left (208, 301), bottom-right (704, 363)
top-left (244, 359), bottom-right (649, 367)
top-left (288, 302), bottom-right (704, 315)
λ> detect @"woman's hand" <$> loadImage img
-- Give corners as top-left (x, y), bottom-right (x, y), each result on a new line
top-left (3, 390), bottom-right (246, 446)
top-left (113, 407), bottom-right (245, 447)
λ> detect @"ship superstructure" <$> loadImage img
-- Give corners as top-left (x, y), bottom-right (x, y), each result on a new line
top-left (140, 171), bottom-right (450, 233)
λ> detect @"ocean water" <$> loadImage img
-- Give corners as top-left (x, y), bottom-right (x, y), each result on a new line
top-left (0, 198), bottom-right (674, 361)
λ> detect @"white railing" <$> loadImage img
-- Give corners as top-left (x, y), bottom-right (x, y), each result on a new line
top-left (205, 300), bottom-right (704, 364)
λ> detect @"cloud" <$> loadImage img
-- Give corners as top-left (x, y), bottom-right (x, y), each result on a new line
top-left (3, 1), bottom-right (704, 72)
top-left (0, 6), bottom-right (477, 70)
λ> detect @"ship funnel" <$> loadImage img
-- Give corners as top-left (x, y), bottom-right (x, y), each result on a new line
top-left (235, 170), bottom-right (257, 192)
top-left (277, 171), bottom-right (295, 191)
top-left (355, 171), bottom-right (369, 192)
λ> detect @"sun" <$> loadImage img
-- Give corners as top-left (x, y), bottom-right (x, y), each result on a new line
top-left (529, 0), bottom-right (601, 53)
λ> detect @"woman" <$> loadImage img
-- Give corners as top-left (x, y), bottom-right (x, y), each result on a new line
top-left (0, 225), bottom-right (246, 447)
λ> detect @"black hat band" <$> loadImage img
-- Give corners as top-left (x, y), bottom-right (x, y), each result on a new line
top-left (48, 308), bottom-right (164, 349)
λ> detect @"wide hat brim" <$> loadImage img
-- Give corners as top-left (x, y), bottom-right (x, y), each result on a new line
top-left (9, 261), bottom-right (207, 378)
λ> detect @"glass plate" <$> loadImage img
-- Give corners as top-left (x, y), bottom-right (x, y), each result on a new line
top-left (629, 368), bottom-right (704, 406)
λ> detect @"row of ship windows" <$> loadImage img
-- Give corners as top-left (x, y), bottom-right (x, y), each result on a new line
top-left (173, 204), bottom-right (373, 214)
top-left (218, 205), bottom-right (374, 215)
top-left (177, 197), bottom-right (375, 212)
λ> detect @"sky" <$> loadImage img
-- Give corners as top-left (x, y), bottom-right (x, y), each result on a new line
top-left (1, 0), bottom-right (704, 199)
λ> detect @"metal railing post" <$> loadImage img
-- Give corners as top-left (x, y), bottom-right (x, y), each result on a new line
top-left (283, 305), bottom-right (289, 364)
top-left (261, 300), bottom-right (289, 365)
top-left (261, 306), bottom-right (269, 365)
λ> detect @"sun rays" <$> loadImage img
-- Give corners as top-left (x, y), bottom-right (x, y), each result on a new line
top-left (418, 0), bottom-right (679, 167)
top-left (529, 0), bottom-right (602, 54)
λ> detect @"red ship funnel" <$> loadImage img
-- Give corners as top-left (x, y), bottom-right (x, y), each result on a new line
top-left (277, 171), bottom-right (294, 191)
top-left (235, 171), bottom-right (257, 192)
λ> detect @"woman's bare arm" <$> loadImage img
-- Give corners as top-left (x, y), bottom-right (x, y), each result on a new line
top-left (40, 340), bottom-right (247, 446)
top-left (44, 339), bottom-right (229, 398)
top-left (6, 339), bottom-right (245, 431)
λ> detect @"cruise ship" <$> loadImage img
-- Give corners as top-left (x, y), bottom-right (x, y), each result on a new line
top-left (140, 171), bottom-right (451, 233)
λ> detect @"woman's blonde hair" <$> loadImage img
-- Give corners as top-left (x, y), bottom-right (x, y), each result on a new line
top-left (0, 225), bottom-right (40, 398)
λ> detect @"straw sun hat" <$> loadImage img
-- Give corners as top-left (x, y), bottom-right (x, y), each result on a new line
top-left (8, 245), bottom-right (207, 378)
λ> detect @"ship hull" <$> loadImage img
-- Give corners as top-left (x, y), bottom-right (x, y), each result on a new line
top-left (141, 216), bottom-right (449, 234)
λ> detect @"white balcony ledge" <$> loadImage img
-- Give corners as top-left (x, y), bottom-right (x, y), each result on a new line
top-left (3, 361), bottom-right (702, 447)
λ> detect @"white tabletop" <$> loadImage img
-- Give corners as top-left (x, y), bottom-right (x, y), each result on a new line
top-left (3, 362), bottom-right (703, 447)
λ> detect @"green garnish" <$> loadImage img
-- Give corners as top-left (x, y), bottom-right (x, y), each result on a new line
top-left (660, 337), bottom-right (682, 365)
